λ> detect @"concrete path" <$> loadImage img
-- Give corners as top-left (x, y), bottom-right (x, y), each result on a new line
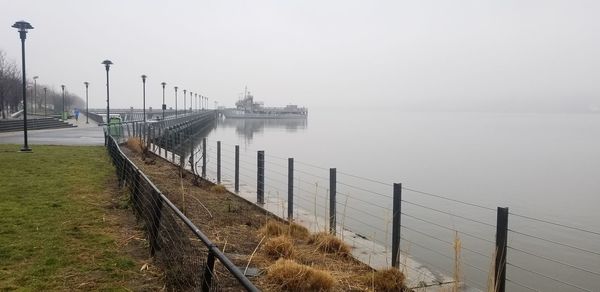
top-left (0, 114), bottom-right (105, 146)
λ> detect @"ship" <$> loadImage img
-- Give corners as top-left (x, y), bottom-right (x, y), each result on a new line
top-left (222, 88), bottom-right (308, 119)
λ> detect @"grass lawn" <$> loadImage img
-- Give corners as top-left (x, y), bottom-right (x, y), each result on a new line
top-left (0, 145), bottom-right (158, 290)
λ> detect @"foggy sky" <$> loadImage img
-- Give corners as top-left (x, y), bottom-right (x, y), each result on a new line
top-left (1, 0), bottom-right (599, 112)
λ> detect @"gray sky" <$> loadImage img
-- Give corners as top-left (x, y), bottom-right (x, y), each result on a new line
top-left (1, 0), bottom-right (599, 112)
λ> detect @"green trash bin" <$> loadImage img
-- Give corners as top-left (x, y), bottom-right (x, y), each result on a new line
top-left (108, 116), bottom-right (123, 137)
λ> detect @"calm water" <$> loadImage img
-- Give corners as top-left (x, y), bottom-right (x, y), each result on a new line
top-left (198, 109), bottom-right (600, 291)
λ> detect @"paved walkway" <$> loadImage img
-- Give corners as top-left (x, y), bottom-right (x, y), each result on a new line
top-left (0, 115), bottom-right (105, 146)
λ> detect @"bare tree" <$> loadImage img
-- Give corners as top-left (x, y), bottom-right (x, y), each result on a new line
top-left (0, 50), bottom-right (21, 119)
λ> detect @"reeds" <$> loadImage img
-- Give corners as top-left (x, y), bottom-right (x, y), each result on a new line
top-left (453, 231), bottom-right (462, 292)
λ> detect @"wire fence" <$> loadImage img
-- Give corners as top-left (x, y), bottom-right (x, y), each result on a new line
top-left (109, 113), bottom-right (600, 292)
top-left (105, 124), bottom-right (258, 292)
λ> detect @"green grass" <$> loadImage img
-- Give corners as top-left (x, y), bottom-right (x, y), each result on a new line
top-left (0, 145), bottom-right (144, 290)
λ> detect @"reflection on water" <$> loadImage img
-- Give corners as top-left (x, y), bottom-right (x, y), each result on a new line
top-left (217, 117), bottom-right (307, 142)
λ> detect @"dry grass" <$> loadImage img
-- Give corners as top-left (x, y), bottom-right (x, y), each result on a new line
top-left (122, 146), bottom-right (408, 291)
top-left (260, 220), bottom-right (285, 237)
top-left (366, 268), bottom-right (406, 292)
top-left (288, 221), bottom-right (310, 238)
top-left (210, 184), bottom-right (228, 193)
top-left (308, 232), bottom-right (351, 255)
top-left (262, 235), bottom-right (295, 259)
top-left (266, 259), bottom-right (335, 291)
top-left (127, 137), bottom-right (143, 154)
top-left (259, 219), bottom-right (310, 239)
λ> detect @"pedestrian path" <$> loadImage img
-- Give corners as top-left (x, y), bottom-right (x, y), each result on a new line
top-left (0, 114), bottom-right (104, 146)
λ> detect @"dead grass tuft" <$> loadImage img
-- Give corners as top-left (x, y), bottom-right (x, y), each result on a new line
top-left (262, 235), bottom-right (295, 259)
top-left (259, 219), bottom-right (310, 240)
top-left (368, 268), bottom-right (406, 291)
top-left (260, 220), bottom-right (285, 237)
top-left (308, 232), bottom-right (351, 255)
top-left (210, 184), bottom-right (228, 194)
top-left (267, 259), bottom-right (335, 291)
top-left (288, 222), bottom-right (310, 239)
top-left (127, 137), bottom-right (143, 154)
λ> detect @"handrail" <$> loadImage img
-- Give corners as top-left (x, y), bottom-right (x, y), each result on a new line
top-left (107, 136), bottom-right (259, 291)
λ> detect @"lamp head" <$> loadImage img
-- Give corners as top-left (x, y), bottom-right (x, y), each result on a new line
top-left (12, 21), bottom-right (33, 32)
top-left (84, 81), bottom-right (89, 86)
top-left (33, 76), bottom-right (38, 80)
top-left (101, 60), bottom-right (113, 70)
top-left (61, 85), bottom-right (65, 90)
top-left (174, 86), bottom-right (178, 91)
top-left (161, 82), bottom-right (166, 87)
top-left (141, 74), bottom-right (147, 82)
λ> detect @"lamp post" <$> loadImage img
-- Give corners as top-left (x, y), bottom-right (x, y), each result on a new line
top-left (174, 86), bottom-right (178, 118)
top-left (141, 75), bottom-right (147, 121)
top-left (84, 82), bottom-right (89, 124)
top-left (61, 85), bottom-right (65, 120)
top-left (12, 20), bottom-right (33, 152)
top-left (161, 82), bottom-right (166, 120)
top-left (33, 76), bottom-right (38, 114)
top-left (195, 93), bottom-right (198, 112)
top-left (43, 87), bottom-right (47, 116)
top-left (102, 60), bottom-right (113, 124)
top-left (189, 91), bottom-right (192, 113)
top-left (183, 89), bottom-right (187, 115)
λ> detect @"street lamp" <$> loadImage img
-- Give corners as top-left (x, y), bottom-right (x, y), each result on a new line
top-left (195, 93), bottom-right (198, 112)
top-left (33, 76), bottom-right (38, 115)
top-left (12, 20), bottom-right (33, 152)
top-left (189, 91), bottom-right (192, 113)
top-left (141, 75), bottom-right (147, 121)
top-left (61, 85), bottom-right (65, 120)
top-left (84, 82), bottom-right (89, 124)
top-left (102, 60), bottom-right (113, 124)
top-left (174, 86), bottom-right (178, 118)
top-left (183, 89), bottom-right (187, 115)
top-left (43, 87), bottom-right (47, 116)
top-left (161, 82), bottom-right (166, 120)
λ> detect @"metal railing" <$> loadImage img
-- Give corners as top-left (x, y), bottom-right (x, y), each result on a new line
top-left (106, 135), bottom-right (259, 292)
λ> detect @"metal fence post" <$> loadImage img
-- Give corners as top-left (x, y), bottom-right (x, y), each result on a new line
top-left (495, 207), bottom-right (509, 292)
top-left (288, 158), bottom-right (294, 220)
top-left (202, 250), bottom-right (216, 292)
top-left (329, 168), bottom-right (336, 235)
top-left (158, 127), bottom-right (162, 156)
top-left (217, 141), bottom-right (221, 183)
top-left (171, 129), bottom-right (175, 162)
top-left (257, 151), bottom-right (265, 204)
top-left (202, 137), bottom-right (207, 178)
top-left (392, 183), bottom-right (402, 268)
top-left (149, 191), bottom-right (163, 256)
top-left (235, 145), bottom-right (239, 193)
top-left (189, 136), bottom-right (194, 172)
